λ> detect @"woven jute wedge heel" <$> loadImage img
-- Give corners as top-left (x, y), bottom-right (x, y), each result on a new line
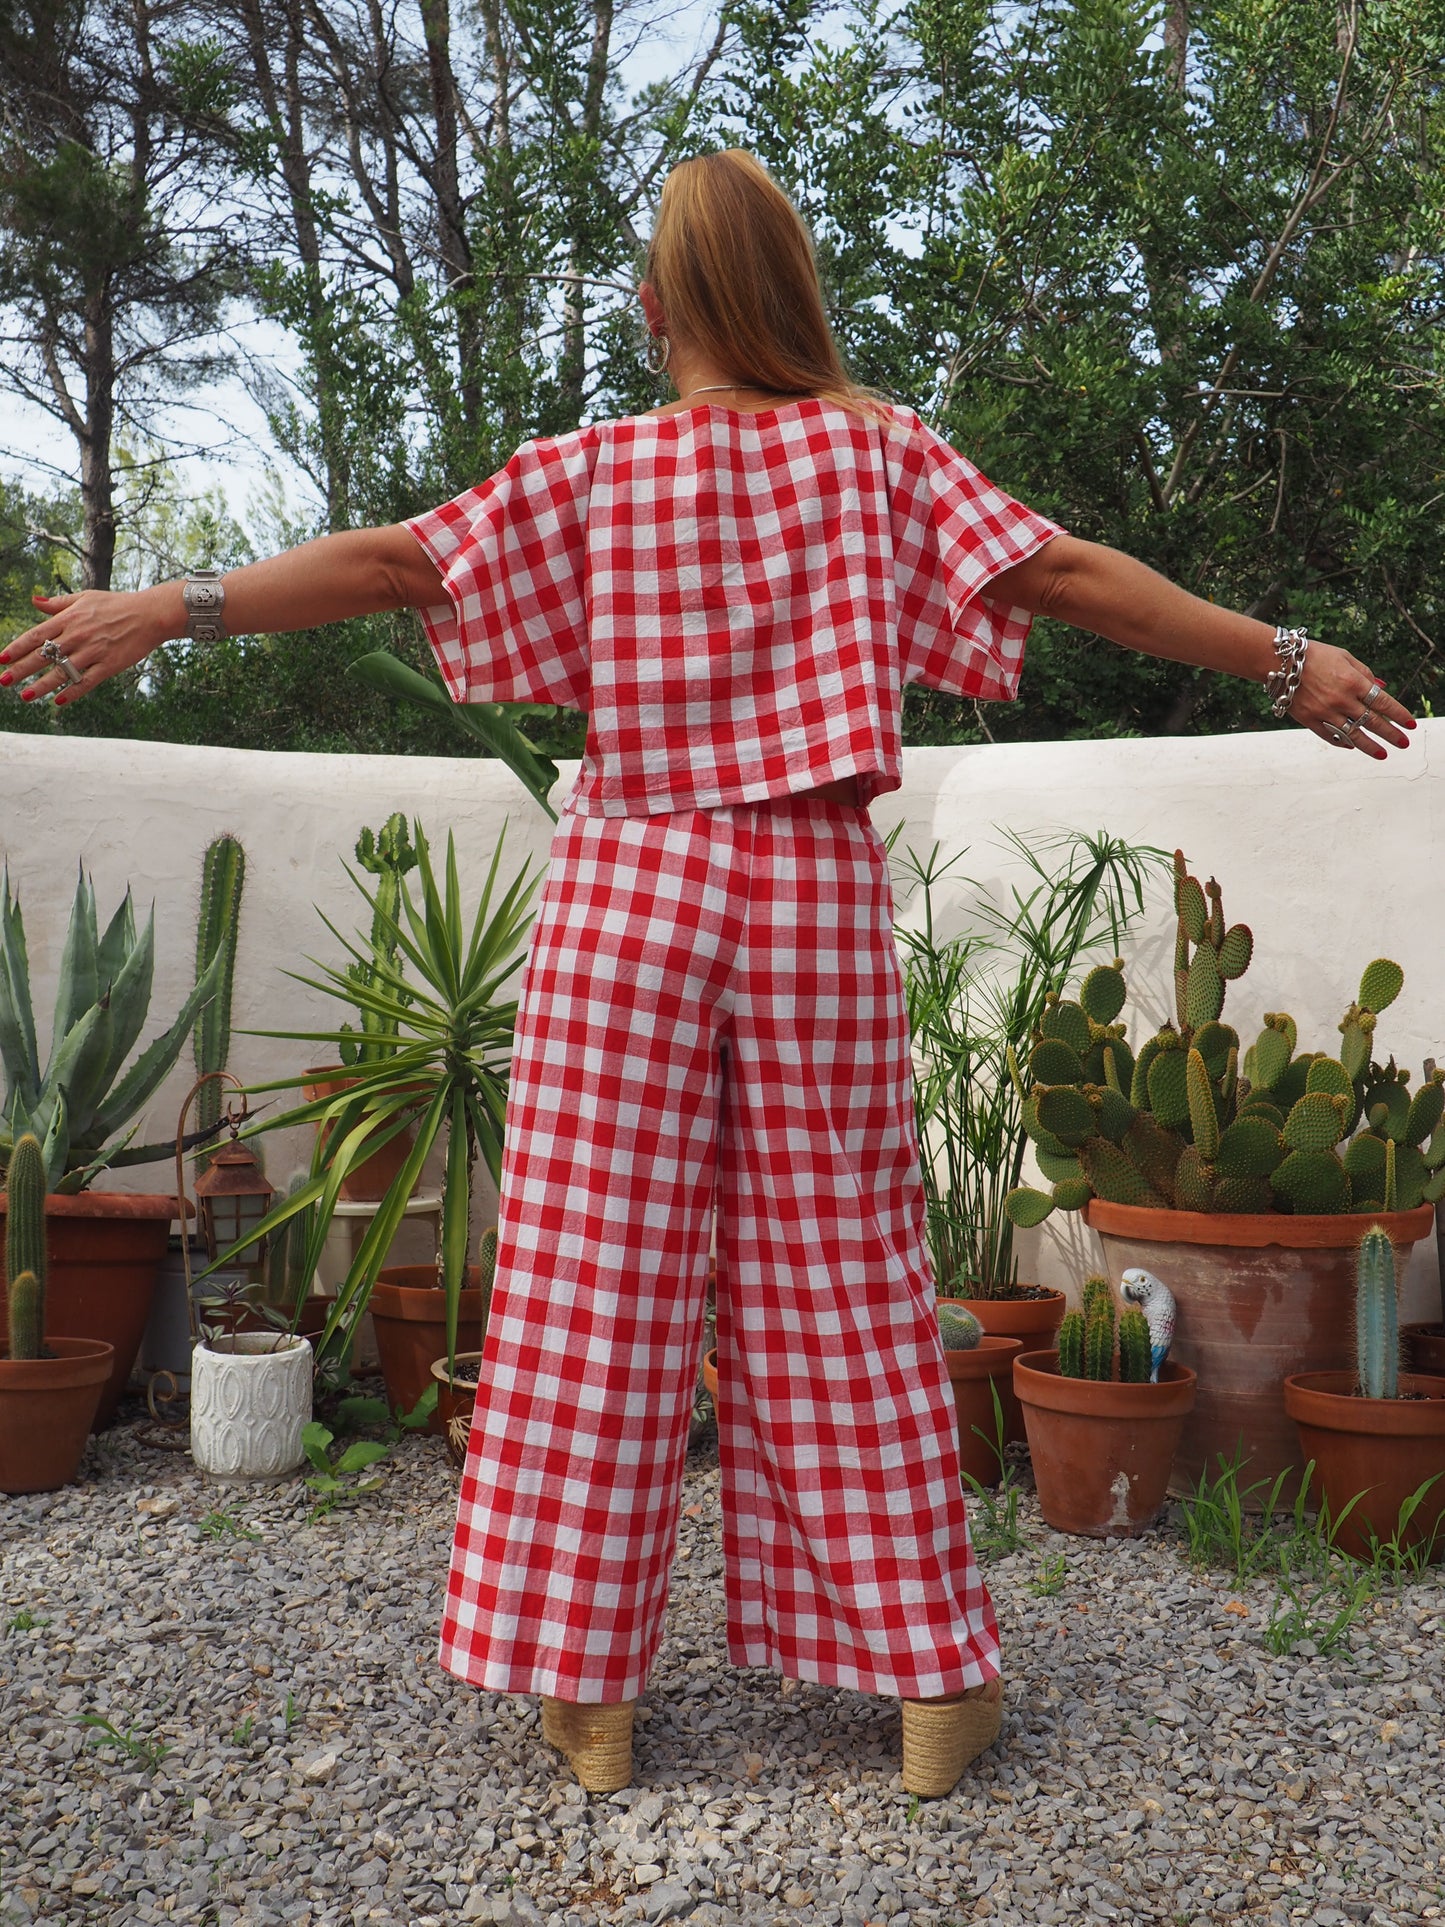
top-left (541, 1697), bottom-right (635, 1794)
top-left (900, 1678), bottom-right (1003, 1798)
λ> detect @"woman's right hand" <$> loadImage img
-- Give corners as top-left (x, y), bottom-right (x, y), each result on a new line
top-left (1, 587), bottom-right (176, 706)
top-left (1288, 639), bottom-right (1416, 760)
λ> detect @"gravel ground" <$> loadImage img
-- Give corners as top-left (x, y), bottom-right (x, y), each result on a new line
top-left (3, 1401), bottom-right (1445, 1927)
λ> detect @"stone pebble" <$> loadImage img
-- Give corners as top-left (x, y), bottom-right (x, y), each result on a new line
top-left (2, 1408), bottom-right (1443, 1925)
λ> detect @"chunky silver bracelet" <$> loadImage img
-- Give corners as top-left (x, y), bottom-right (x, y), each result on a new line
top-left (182, 569), bottom-right (227, 644)
top-left (1265, 624), bottom-right (1310, 719)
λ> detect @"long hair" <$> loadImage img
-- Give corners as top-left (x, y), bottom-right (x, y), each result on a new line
top-left (644, 151), bottom-right (881, 416)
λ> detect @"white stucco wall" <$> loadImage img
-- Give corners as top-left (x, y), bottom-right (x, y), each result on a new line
top-left (3, 723), bottom-right (1441, 1318)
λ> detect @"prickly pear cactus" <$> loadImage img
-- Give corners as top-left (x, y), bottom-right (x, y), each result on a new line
top-left (1004, 852), bottom-right (1445, 1226)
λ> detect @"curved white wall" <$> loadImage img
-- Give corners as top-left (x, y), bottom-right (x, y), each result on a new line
top-left (3, 723), bottom-right (1441, 1317)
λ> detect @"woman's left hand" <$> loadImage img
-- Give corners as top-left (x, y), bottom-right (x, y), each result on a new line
top-left (1, 589), bottom-right (170, 705)
top-left (1288, 640), bottom-right (1416, 760)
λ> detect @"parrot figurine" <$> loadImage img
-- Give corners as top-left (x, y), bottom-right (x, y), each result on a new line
top-left (1120, 1267), bottom-right (1176, 1383)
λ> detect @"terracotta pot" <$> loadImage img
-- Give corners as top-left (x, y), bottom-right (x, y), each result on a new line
top-left (941, 1334), bottom-right (1023, 1488)
top-left (1014, 1350), bottom-right (1197, 1538)
top-left (1087, 1200), bottom-right (1434, 1507)
top-left (372, 1266), bottom-right (487, 1434)
top-left (1284, 1370), bottom-right (1445, 1562)
top-left (0, 1339), bottom-right (115, 1494)
top-left (955, 1288), bottom-right (1067, 1445)
top-left (301, 1066), bottom-right (424, 1204)
top-left (0, 1191), bottom-right (177, 1430)
top-left (702, 1345), bottom-right (719, 1405)
top-left (430, 1351), bottom-right (483, 1471)
top-left (1403, 1325), bottom-right (1445, 1376)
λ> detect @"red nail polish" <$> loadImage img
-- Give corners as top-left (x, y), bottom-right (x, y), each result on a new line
top-left (19, 689), bottom-right (33, 702)
top-left (0, 673), bottom-right (11, 686)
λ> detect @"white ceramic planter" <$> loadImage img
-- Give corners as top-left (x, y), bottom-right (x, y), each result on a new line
top-left (191, 1333), bottom-right (313, 1479)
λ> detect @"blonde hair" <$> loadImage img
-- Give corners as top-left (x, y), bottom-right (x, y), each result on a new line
top-left (644, 151), bottom-right (883, 417)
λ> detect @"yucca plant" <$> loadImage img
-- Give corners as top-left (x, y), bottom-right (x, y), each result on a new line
top-left (0, 866), bottom-right (226, 1191)
top-left (211, 823), bottom-right (538, 1381)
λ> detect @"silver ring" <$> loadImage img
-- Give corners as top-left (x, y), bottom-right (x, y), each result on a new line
top-left (1363, 682), bottom-right (1383, 711)
top-left (1326, 724), bottom-right (1349, 745)
top-left (38, 639), bottom-right (83, 687)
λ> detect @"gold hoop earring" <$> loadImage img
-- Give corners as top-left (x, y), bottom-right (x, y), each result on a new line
top-left (644, 332), bottom-right (671, 376)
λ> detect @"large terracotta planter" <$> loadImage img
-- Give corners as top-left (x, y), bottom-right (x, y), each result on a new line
top-left (301, 1067), bottom-right (422, 1204)
top-left (1284, 1370), bottom-right (1445, 1561)
top-left (1088, 1201), bottom-right (1434, 1505)
top-left (430, 1351), bottom-right (483, 1471)
top-left (0, 1339), bottom-right (115, 1494)
top-left (372, 1266), bottom-right (487, 1434)
top-left (941, 1332), bottom-right (1023, 1488)
top-left (1014, 1350), bottom-right (1197, 1538)
top-left (1403, 1325), bottom-right (1445, 1375)
top-left (0, 1191), bottom-right (178, 1430)
top-left (955, 1288), bottom-right (1067, 1444)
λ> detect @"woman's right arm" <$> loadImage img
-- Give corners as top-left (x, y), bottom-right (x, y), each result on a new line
top-left (0, 523), bottom-right (446, 706)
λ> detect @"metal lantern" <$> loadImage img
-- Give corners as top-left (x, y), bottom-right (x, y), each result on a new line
top-left (192, 1123), bottom-right (275, 1289)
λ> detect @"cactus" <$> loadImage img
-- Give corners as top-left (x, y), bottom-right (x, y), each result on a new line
top-left (1355, 1225), bottom-right (1400, 1400)
top-left (1057, 1309), bottom-right (1085, 1378)
top-left (264, 1171), bottom-right (315, 1313)
top-left (938, 1304), bottom-right (982, 1351)
top-left (1083, 1299), bottom-right (1115, 1381)
top-left (1118, 1306), bottom-right (1152, 1384)
top-left (1003, 850), bottom-right (1443, 1227)
top-left (4, 1133), bottom-right (47, 1360)
top-left (6, 1270), bottom-right (41, 1360)
top-left (477, 1224), bottom-right (499, 1338)
top-left (193, 834), bottom-right (246, 1150)
top-left (339, 816), bottom-right (418, 1069)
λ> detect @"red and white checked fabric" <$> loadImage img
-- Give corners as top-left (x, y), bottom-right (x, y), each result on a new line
top-left (440, 799), bottom-right (1001, 1702)
top-left (407, 401), bottom-right (1061, 817)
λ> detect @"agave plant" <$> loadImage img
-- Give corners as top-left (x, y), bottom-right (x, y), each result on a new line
top-left (219, 822), bottom-right (538, 1380)
top-left (0, 866), bottom-right (225, 1191)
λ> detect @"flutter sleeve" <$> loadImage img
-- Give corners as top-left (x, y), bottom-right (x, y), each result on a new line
top-left (405, 427), bottom-right (601, 709)
top-left (885, 409), bottom-right (1064, 701)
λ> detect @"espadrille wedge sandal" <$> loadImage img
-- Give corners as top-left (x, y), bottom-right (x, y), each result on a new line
top-left (541, 1697), bottom-right (635, 1794)
top-left (900, 1678), bottom-right (1003, 1798)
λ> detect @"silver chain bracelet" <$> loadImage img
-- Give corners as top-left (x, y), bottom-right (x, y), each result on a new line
top-left (1265, 625), bottom-right (1310, 719)
top-left (182, 569), bottom-right (227, 644)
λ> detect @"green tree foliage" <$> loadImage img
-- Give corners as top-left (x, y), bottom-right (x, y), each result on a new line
top-left (2, 0), bottom-right (1442, 756)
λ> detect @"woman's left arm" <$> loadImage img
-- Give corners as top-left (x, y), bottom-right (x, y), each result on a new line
top-left (991, 534), bottom-right (1416, 759)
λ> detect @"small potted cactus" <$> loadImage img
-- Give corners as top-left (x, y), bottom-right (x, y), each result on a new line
top-left (0, 1136), bottom-right (114, 1495)
top-left (1003, 851), bottom-right (1440, 1502)
top-left (428, 1228), bottom-right (500, 1470)
top-left (1284, 1227), bottom-right (1445, 1561)
top-left (1014, 1275), bottom-right (1197, 1537)
top-left (378, 1225), bottom-right (497, 1437)
top-left (935, 1300), bottom-right (1023, 1488)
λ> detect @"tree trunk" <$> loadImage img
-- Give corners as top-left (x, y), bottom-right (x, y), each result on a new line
top-left (1164, 2), bottom-right (1188, 92)
top-left (559, 0), bottom-right (614, 422)
top-left (418, 0), bottom-right (480, 433)
top-left (79, 298), bottom-right (116, 590)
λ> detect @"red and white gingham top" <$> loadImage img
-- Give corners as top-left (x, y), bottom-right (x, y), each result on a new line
top-left (406, 399), bottom-right (1062, 816)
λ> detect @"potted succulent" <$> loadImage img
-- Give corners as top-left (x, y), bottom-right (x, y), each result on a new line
top-left (222, 822), bottom-right (537, 1387)
top-left (934, 1301), bottom-right (1021, 1488)
top-left (1005, 852), bottom-right (1440, 1499)
top-left (0, 863), bottom-right (230, 1426)
top-left (190, 1327), bottom-right (314, 1480)
top-left (1014, 1275), bottom-right (1196, 1536)
top-left (300, 816), bottom-right (424, 1203)
top-left (379, 1226), bottom-right (497, 1434)
top-left (898, 831), bottom-right (1168, 1425)
top-left (0, 1135), bottom-right (114, 1494)
top-left (1284, 1227), bottom-right (1445, 1561)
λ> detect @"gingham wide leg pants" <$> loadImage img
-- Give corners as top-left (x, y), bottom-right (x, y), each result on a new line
top-left (439, 797), bottom-right (1000, 1703)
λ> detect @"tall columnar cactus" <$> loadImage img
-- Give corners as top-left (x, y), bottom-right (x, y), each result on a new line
top-left (265, 1171), bottom-right (315, 1313)
top-left (477, 1223), bottom-right (499, 1339)
top-left (193, 834), bottom-right (246, 1150)
top-left (1004, 850), bottom-right (1445, 1226)
top-left (5, 1133), bottom-right (46, 1360)
top-left (1057, 1309), bottom-right (1085, 1379)
top-left (1355, 1225), bottom-right (1400, 1401)
top-left (1118, 1307), bottom-right (1152, 1384)
top-left (339, 816), bottom-right (418, 1068)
